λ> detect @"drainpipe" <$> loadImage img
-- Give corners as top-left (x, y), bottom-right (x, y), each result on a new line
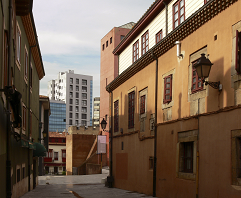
top-left (196, 99), bottom-right (200, 198)
top-left (28, 44), bottom-right (36, 191)
top-left (152, 51), bottom-right (158, 197)
top-left (6, 0), bottom-right (12, 197)
top-left (109, 91), bottom-right (113, 187)
top-left (163, 1), bottom-right (168, 36)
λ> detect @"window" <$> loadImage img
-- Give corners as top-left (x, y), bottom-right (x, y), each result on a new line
top-left (180, 142), bottom-right (193, 173)
top-left (82, 100), bottom-right (87, 106)
top-left (70, 78), bottom-right (73, 84)
top-left (149, 157), bottom-right (154, 170)
top-left (16, 24), bottom-right (21, 64)
top-left (76, 113), bottom-right (79, 119)
top-left (102, 44), bottom-right (104, 51)
top-left (140, 95), bottom-right (146, 114)
top-left (235, 30), bottom-right (241, 74)
top-left (76, 85), bottom-right (79, 91)
top-left (76, 92), bottom-right (79, 98)
top-left (75, 106), bottom-right (79, 112)
top-left (110, 37), bottom-right (112, 44)
top-left (76, 78), bottom-right (79, 84)
top-left (17, 168), bottom-right (20, 182)
top-left (82, 86), bottom-right (87, 92)
top-left (82, 114), bottom-right (87, 119)
top-left (69, 113), bottom-right (72, 118)
top-left (156, 30), bottom-right (162, 44)
top-left (62, 150), bottom-right (66, 162)
top-left (82, 93), bottom-right (87, 99)
top-left (106, 40), bottom-right (108, 47)
top-left (173, 0), bottom-right (185, 29)
top-left (81, 120), bottom-right (87, 126)
top-left (70, 106), bottom-right (72, 111)
top-left (192, 60), bottom-right (203, 93)
top-left (24, 48), bottom-right (28, 80)
top-left (128, 91), bottom-right (135, 129)
top-left (70, 85), bottom-right (73, 91)
top-left (82, 107), bottom-right (87, 113)
top-left (69, 119), bottom-right (72, 125)
top-left (22, 106), bottom-right (26, 130)
top-left (163, 75), bottom-right (172, 103)
top-left (4, 32), bottom-right (8, 87)
top-left (54, 152), bottom-right (58, 161)
top-left (70, 92), bottom-right (73, 98)
top-left (204, 0), bottom-right (210, 4)
top-left (120, 35), bottom-right (125, 40)
top-left (141, 31), bottom-right (149, 55)
top-left (82, 79), bottom-right (87, 85)
top-left (22, 167), bottom-right (25, 179)
top-left (30, 111), bottom-right (32, 137)
top-left (133, 40), bottom-right (139, 63)
top-left (75, 120), bottom-right (78, 125)
top-left (70, 99), bottom-right (73, 104)
top-left (76, 99), bottom-right (79, 105)
top-left (114, 100), bottom-right (119, 132)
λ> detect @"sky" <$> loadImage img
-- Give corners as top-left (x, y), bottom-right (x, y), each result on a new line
top-left (33, 0), bottom-right (155, 98)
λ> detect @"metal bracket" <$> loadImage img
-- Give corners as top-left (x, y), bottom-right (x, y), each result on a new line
top-left (203, 79), bottom-right (222, 91)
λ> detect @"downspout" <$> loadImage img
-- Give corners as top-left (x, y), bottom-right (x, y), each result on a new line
top-left (6, 0), bottom-right (12, 197)
top-left (110, 91), bottom-right (113, 187)
top-left (28, 44), bottom-right (36, 191)
top-left (152, 51), bottom-right (158, 197)
top-left (163, 1), bottom-right (168, 36)
top-left (196, 98), bottom-right (200, 198)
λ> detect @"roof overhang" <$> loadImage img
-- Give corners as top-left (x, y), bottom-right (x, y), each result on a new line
top-left (21, 13), bottom-right (45, 80)
top-left (16, 0), bottom-right (33, 16)
top-left (107, 0), bottom-right (237, 92)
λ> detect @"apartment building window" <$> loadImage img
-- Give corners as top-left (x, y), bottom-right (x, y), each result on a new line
top-left (110, 37), bottom-right (112, 44)
top-left (82, 93), bottom-right (87, 99)
top-left (54, 152), bottom-right (58, 161)
top-left (76, 85), bottom-right (79, 91)
top-left (16, 24), bottom-right (21, 64)
top-left (204, 0), bottom-right (210, 3)
top-left (69, 119), bottom-right (72, 125)
top-left (114, 100), bottom-right (119, 132)
top-left (128, 91), bottom-right (135, 129)
top-left (102, 44), bottom-right (104, 51)
top-left (163, 75), bottom-right (172, 104)
top-left (76, 92), bottom-right (79, 98)
top-left (235, 30), bottom-right (241, 74)
top-left (82, 114), bottom-right (87, 119)
top-left (70, 78), bottom-right (73, 84)
top-left (22, 166), bottom-right (25, 179)
top-left (106, 40), bottom-right (108, 47)
top-left (76, 99), bottom-right (79, 105)
top-left (24, 48), bottom-right (28, 80)
top-left (70, 85), bottom-right (73, 91)
top-left (30, 111), bottom-right (32, 136)
top-left (62, 150), bottom-right (66, 162)
top-left (70, 106), bottom-right (72, 111)
top-left (82, 79), bottom-right (87, 85)
top-left (82, 86), bottom-right (87, 92)
top-left (70, 99), bottom-right (73, 104)
top-left (82, 107), bottom-right (87, 113)
top-left (69, 113), bottom-right (72, 118)
top-left (121, 35), bottom-right (125, 40)
top-left (76, 78), bottom-right (79, 84)
top-left (22, 106), bottom-right (26, 130)
top-left (140, 95), bottom-right (146, 114)
top-left (75, 120), bottom-right (78, 125)
top-left (192, 60), bottom-right (203, 93)
top-left (17, 168), bottom-right (20, 182)
top-left (82, 100), bottom-right (87, 106)
top-left (82, 120), bottom-right (87, 126)
top-left (76, 106), bottom-right (79, 112)
top-left (141, 30), bottom-right (149, 55)
top-left (173, 0), bottom-right (185, 29)
top-left (76, 113), bottom-right (79, 119)
top-left (156, 30), bottom-right (162, 44)
top-left (133, 40), bottom-right (139, 63)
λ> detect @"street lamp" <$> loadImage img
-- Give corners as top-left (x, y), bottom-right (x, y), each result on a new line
top-left (100, 118), bottom-right (107, 131)
top-left (193, 53), bottom-right (222, 91)
top-left (38, 130), bottom-right (47, 141)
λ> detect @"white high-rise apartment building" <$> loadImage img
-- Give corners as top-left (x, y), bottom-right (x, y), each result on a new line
top-left (48, 70), bottom-right (93, 129)
top-left (93, 97), bottom-right (100, 127)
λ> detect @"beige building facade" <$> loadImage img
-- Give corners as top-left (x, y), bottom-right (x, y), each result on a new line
top-left (106, 0), bottom-right (241, 197)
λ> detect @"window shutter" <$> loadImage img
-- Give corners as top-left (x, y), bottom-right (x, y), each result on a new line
top-left (163, 75), bottom-right (172, 104)
top-left (236, 30), bottom-right (241, 74)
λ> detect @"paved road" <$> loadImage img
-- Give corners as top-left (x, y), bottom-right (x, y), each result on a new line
top-left (21, 168), bottom-right (155, 198)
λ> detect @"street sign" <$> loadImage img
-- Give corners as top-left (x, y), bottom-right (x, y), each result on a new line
top-left (97, 135), bottom-right (106, 154)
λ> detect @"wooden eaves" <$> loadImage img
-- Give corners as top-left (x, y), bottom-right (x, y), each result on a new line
top-left (106, 0), bottom-right (237, 93)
